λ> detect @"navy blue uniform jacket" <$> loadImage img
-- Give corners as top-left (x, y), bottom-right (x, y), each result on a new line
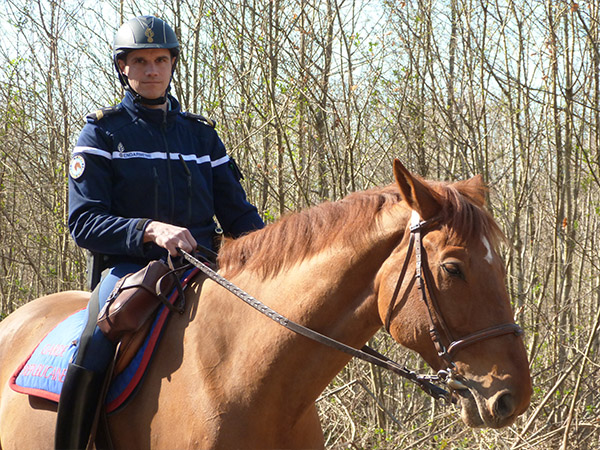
top-left (68, 92), bottom-right (264, 265)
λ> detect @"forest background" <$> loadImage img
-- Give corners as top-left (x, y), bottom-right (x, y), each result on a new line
top-left (1, 0), bottom-right (599, 448)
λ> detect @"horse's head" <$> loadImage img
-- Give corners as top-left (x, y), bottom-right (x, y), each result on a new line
top-left (377, 160), bottom-right (532, 429)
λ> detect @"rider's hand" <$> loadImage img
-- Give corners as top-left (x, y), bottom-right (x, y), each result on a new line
top-left (143, 221), bottom-right (197, 256)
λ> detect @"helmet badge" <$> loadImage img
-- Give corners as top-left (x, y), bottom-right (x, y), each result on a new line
top-left (145, 27), bottom-right (154, 43)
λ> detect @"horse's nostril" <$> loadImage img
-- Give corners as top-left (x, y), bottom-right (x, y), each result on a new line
top-left (493, 392), bottom-right (516, 419)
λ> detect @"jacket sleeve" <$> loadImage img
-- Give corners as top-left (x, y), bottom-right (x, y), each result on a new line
top-left (210, 134), bottom-right (264, 238)
top-left (68, 122), bottom-right (150, 257)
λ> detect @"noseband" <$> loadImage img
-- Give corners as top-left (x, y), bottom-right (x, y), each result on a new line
top-left (384, 211), bottom-right (523, 372)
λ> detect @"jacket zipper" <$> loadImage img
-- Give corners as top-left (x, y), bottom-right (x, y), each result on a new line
top-left (153, 167), bottom-right (160, 218)
top-left (178, 154), bottom-right (193, 224)
top-left (161, 110), bottom-right (175, 223)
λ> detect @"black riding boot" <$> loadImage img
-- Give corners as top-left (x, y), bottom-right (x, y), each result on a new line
top-left (55, 362), bottom-right (106, 450)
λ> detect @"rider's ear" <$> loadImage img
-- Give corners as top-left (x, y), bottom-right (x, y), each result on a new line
top-left (393, 159), bottom-right (442, 220)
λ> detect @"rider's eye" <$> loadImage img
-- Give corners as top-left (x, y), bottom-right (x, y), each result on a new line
top-left (442, 262), bottom-right (463, 278)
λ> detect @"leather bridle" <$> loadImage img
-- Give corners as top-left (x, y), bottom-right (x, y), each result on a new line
top-left (178, 213), bottom-right (524, 403)
top-left (384, 211), bottom-right (523, 373)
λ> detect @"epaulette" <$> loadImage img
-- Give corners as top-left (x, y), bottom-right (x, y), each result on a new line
top-left (183, 112), bottom-right (216, 128)
top-left (86, 105), bottom-right (122, 122)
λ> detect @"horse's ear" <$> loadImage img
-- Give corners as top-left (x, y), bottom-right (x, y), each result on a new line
top-left (455, 174), bottom-right (487, 207)
top-left (393, 159), bottom-right (441, 219)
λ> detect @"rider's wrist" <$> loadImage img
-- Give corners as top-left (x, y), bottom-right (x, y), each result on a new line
top-left (138, 218), bottom-right (153, 242)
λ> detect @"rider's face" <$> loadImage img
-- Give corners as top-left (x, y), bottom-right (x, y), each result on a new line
top-left (118, 48), bottom-right (174, 105)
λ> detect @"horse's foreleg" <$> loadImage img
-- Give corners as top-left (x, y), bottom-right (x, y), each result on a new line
top-left (288, 405), bottom-right (325, 450)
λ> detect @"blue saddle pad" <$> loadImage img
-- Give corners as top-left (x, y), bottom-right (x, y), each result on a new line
top-left (10, 267), bottom-right (199, 413)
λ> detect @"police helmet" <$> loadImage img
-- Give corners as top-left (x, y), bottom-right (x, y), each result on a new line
top-left (113, 15), bottom-right (180, 61)
top-left (113, 16), bottom-right (180, 103)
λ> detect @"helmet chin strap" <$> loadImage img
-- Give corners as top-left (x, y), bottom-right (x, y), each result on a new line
top-left (127, 85), bottom-right (169, 106)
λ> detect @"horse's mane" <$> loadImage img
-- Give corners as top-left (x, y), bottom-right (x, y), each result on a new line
top-left (218, 185), bottom-right (402, 278)
top-left (218, 177), bottom-right (504, 279)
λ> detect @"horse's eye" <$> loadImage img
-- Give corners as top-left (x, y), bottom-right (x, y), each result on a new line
top-left (442, 262), bottom-right (463, 277)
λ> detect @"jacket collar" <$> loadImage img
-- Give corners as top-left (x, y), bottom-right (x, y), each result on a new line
top-left (122, 91), bottom-right (181, 126)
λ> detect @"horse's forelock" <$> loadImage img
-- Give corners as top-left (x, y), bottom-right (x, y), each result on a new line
top-left (433, 181), bottom-right (504, 249)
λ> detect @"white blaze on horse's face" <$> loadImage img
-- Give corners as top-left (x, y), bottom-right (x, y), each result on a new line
top-left (482, 236), bottom-right (494, 265)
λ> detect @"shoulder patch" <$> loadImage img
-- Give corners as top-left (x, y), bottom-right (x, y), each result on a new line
top-left (86, 105), bottom-right (122, 122)
top-left (69, 154), bottom-right (86, 179)
top-left (183, 112), bottom-right (216, 128)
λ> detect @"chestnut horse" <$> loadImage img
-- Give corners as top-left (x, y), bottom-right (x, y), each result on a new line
top-left (0, 160), bottom-right (531, 449)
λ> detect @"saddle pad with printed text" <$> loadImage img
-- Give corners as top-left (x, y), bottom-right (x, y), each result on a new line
top-left (9, 267), bottom-right (199, 413)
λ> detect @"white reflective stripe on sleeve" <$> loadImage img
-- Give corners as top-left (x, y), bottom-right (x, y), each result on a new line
top-left (112, 151), bottom-right (215, 166)
top-left (179, 154), bottom-right (211, 165)
top-left (211, 155), bottom-right (230, 167)
top-left (73, 146), bottom-right (112, 159)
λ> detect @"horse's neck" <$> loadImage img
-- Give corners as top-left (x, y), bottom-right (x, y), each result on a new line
top-left (200, 205), bottom-right (411, 409)
top-left (240, 203), bottom-right (409, 324)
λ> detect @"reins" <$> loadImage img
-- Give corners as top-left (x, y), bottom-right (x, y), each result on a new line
top-left (178, 212), bottom-right (523, 405)
top-left (178, 248), bottom-right (454, 403)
